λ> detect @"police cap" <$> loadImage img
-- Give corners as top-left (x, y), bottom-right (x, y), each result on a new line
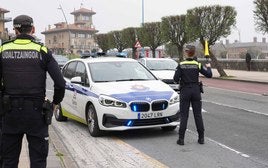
top-left (13, 15), bottom-right (34, 28)
top-left (185, 45), bottom-right (195, 52)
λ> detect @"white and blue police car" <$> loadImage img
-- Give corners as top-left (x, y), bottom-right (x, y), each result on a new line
top-left (55, 56), bottom-right (180, 137)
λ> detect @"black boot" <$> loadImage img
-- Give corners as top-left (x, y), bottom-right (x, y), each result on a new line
top-left (198, 132), bottom-right (204, 144)
top-left (177, 138), bottom-right (184, 145)
top-left (198, 138), bottom-right (204, 144)
top-left (177, 134), bottom-right (185, 145)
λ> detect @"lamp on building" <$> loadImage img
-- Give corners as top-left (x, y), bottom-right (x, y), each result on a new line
top-left (58, 4), bottom-right (71, 55)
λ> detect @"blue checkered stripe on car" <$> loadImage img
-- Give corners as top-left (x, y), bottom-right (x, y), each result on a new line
top-left (66, 82), bottom-right (174, 103)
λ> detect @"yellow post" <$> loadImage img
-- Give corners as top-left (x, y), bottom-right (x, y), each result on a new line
top-left (204, 40), bottom-right (209, 57)
top-left (204, 39), bottom-right (210, 63)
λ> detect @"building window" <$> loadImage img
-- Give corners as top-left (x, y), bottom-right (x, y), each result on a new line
top-left (78, 33), bottom-right (86, 38)
top-left (82, 15), bottom-right (90, 21)
top-left (53, 36), bottom-right (57, 43)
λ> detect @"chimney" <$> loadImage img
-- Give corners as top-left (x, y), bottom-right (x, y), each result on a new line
top-left (253, 37), bottom-right (257, 42)
top-left (262, 37), bottom-right (266, 43)
top-left (225, 39), bottom-right (229, 45)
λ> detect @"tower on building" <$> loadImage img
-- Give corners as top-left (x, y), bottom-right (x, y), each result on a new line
top-left (41, 7), bottom-right (98, 55)
top-left (0, 7), bottom-right (12, 43)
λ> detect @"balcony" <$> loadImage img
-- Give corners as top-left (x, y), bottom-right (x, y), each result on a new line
top-left (0, 17), bottom-right (12, 22)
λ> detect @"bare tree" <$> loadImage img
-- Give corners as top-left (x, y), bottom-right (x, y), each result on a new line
top-left (187, 5), bottom-right (237, 77)
top-left (108, 30), bottom-right (127, 52)
top-left (122, 27), bottom-right (138, 59)
top-left (161, 15), bottom-right (188, 61)
top-left (253, 0), bottom-right (268, 34)
top-left (95, 33), bottom-right (110, 53)
top-left (137, 22), bottom-right (165, 58)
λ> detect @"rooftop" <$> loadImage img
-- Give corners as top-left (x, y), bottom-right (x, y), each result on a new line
top-left (70, 7), bottom-right (96, 15)
top-left (0, 7), bottom-right (9, 13)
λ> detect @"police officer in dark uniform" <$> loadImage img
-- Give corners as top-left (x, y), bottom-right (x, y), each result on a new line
top-left (0, 15), bottom-right (65, 167)
top-left (173, 45), bottom-right (212, 145)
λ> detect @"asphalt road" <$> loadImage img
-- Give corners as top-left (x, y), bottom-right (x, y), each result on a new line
top-left (46, 77), bottom-right (268, 168)
top-left (113, 91), bottom-right (267, 167)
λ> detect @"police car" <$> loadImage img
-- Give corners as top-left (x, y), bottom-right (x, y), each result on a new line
top-left (55, 56), bottom-right (180, 137)
top-left (139, 58), bottom-right (179, 91)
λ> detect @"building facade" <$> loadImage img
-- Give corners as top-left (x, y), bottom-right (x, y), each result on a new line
top-left (0, 7), bottom-right (12, 43)
top-left (41, 7), bottom-right (98, 55)
top-left (224, 38), bottom-right (268, 59)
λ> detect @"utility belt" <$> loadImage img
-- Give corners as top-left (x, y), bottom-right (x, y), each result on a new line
top-left (0, 93), bottom-right (53, 125)
top-left (179, 81), bottom-right (204, 93)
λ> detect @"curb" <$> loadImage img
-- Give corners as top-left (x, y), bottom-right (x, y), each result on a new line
top-left (200, 76), bottom-right (268, 85)
top-left (49, 124), bottom-right (79, 168)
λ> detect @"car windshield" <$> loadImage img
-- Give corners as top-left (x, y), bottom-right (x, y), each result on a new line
top-left (89, 61), bottom-right (156, 82)
top-left (146, 59), bottom-right (178, 70)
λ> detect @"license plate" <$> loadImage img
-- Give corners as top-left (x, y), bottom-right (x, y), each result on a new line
top-left (138, 112), bottom-right (163, 119)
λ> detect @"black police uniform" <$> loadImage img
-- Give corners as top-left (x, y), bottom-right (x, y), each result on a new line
top-left (0, 15), bottom-right (65, 168)
top-left (174, 57), bottom-right (212, 144)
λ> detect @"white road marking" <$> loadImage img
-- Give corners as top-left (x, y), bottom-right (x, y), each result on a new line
top-left (207, 137), bottom-right (250, 158)
top-left (187, 130), bottom-right (250, 158)
top-left (203, 100), bottom-right (268, 116)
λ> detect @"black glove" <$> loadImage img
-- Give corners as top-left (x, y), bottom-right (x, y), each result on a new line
top-left (199, 81), bottom-right (204, 93)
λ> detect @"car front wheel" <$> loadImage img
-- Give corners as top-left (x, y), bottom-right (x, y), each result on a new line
top-left (87, 105), bottom-right (102, 137)
top-left (54, 104), bottom-right (67, 121)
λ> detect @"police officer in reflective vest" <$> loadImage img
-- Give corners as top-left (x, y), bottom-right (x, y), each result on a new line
top-left (173, 45), bottom-right (212, 145)
top-left (0, 15), bottom-right (66, 167)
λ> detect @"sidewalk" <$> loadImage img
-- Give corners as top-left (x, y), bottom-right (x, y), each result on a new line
top-left (211, 69), bottom-right (268, 84)
top-left (18, 126), bottom-right (64, 168)
top-left (19, 124), bottom-right (77, 168)
top-left (18, 69), bottom-right (267, 168)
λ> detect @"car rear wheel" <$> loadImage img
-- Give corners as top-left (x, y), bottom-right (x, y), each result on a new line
top-left (54, 104), bottom-right (67, 121)
top-left (161, 126), bottom-right (177, 131)
top-left (87, 105), bottom-right (102, 137)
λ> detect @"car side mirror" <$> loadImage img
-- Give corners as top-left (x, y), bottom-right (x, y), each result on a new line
top-left (70, 76), bottom-right (83, 85)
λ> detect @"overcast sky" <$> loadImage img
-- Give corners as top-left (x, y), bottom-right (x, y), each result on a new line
top-left (1, 0), bottom-right (266, 43)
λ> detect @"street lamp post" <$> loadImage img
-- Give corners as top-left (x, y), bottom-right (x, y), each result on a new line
top-left (58, 4), bottom-right (71, 56)
top-left (234, 26), bottom-right (241, 43)
top-left (142, 0), bottom-right (144, 26)
top-left (141, 0), bottom-right (145, 57)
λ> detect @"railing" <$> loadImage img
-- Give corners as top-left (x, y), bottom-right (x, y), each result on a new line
top-left (0, 32), bottom-right (9, 41)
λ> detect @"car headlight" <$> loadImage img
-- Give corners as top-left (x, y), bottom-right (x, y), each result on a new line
top-left (169, 92), bottom-right (180, 105)
top-left (99, 95), bottom-right (127, 108)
